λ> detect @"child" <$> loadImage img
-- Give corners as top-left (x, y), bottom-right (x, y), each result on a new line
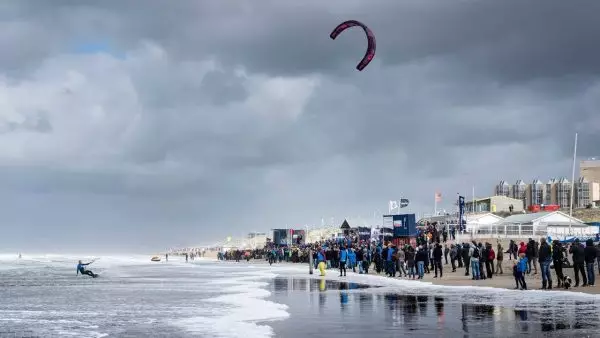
top-left (515, 253), bottom-right (528, 290)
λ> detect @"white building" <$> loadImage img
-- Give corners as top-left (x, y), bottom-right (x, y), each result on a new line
top-left (468, 211), bottom-right (597, 239)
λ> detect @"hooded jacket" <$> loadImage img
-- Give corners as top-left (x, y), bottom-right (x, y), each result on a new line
top-left (569, 242), bottom-right (585, 264)
top-left (584, 239), bottom-right (597, 263)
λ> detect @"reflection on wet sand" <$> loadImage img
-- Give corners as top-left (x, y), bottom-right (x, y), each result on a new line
top-left (270, 277), bottom-right (600, 337)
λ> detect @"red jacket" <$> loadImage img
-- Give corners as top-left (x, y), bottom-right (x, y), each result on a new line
top-left (518, 242), bottom-right (527, 255)
top-left (488, 248), bottom-right (496, 261)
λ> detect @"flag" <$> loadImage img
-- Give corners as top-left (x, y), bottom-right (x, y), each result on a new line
top-left (399, 198), bottom-right (410, 208)
top-left (389, 200), bottom-right (399, 211)
top-left (435, 192), bottom-right (442, 202)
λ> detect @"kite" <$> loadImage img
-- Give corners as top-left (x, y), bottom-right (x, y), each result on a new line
top-left (329, 20), bottom-right (376, 71)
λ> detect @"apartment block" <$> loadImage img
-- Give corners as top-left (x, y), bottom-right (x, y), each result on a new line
top-left (494, 180), bottom-right (511, 197)
top-left (495, 177), bottom-right (599, 209)
top-left (580, 159), bottom-right (600, 185)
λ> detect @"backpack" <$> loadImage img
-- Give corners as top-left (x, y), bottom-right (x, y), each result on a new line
top-left (472, 248), bottom-right (480, 258)
top-left (488, 249), bottom-right (495, 261)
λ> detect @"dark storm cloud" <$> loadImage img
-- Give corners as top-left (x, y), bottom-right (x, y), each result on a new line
top-left (1, 0), bottom-right (600, 252)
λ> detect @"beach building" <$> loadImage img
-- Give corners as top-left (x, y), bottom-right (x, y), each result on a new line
top-left (467, 211), bottom-right (597, 239)
top-left (464, 195), bottom-right (524, 214)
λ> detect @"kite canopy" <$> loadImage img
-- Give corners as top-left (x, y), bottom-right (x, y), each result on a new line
top-left (330, 20), bottom-right (376, 71)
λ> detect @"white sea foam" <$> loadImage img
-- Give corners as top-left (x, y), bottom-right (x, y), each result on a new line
top-left (175, 268), bottom-right (289, 338)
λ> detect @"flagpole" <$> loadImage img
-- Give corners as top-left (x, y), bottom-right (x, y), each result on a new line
top-left (569, 132), bottom-right (578, 234)
top-left (472, 186), bottom-right (475, 213)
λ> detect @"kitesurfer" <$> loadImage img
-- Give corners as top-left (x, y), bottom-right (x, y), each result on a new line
top-left (77, 260), bottom-right (98, 278)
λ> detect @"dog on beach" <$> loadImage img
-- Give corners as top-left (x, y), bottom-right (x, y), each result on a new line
top-left (562, 275), bottom-right (572, 290)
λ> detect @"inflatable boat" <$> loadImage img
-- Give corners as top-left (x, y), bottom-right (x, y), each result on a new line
top-left (151, 256), bottom-right (161, 262)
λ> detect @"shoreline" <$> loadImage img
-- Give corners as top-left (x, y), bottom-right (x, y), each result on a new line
top-left (255, 259), bottom-right (600, 296)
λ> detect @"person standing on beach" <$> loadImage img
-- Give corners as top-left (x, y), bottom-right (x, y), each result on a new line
top-left (569, 239), bottom-right (587, 287)
top-left (584, 239), bottom-right (597, 287)
top-left (538, 238), bottom-right (553, 289)
top-left (478, 243), bottom-right (487, 280)
top-left (552, 240), bottom-right (565, 288)
top-left (443, 244), bottom-right (449, 265)
top-left (425, 244), bottom-right (432, 274)
top-left (495, 243), bottom-right (504, 275)
top-left (348, 247), bottom-right (357, 273)
top-left (456, 243), bottom-right (463, 269)
top-left (596, 241), bottom-right (600, 275)
top-left (485, 243), bottom-right (495, 278)
top-left (469, 243), bottom-right (481, 280)
top-left (515, 253), bottom-right (528, 290)
top-left (433, 243), bottom-right (443, 278)
top-left (449, 244), bottom-right (457, 272)
top-left (462, 243), bottom-right (471, 276)
top-left (507, 240), bottom-right (515, 260)
top-left (406, 246), bottom-right (416, 279)
top-left (397, 246), bottom-right (407, 278)
top-left (339, 246), bottom-right (348, 277)
top-left (416, 246), bottom-right (426, 279)
top-left (385, 244), bottom-right (396, 277)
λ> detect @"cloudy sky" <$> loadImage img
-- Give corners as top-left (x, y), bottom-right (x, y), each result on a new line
top-left (1, 0), bottom-right (599, 253)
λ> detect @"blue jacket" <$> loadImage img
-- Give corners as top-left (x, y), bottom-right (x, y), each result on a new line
top-left (317, 251), bottom-right (325, 262)
top-left (517, 256), bottom-right (528, 273)
top-left (348, 251), bottom-right (356, 265)
top-left (340, 249), bottom-right (348, 263)
top-left (386, 247), bottom-right (395, 261)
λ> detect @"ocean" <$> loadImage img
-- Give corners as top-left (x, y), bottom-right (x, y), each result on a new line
top-left (1, 255), bottom-right (599, 337)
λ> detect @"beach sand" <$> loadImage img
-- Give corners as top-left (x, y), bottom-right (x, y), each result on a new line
top-left (367, 258), bottom-right (600, 295)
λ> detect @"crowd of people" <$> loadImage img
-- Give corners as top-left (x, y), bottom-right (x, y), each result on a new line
top-left (212, 226), bottom-right (600, 291)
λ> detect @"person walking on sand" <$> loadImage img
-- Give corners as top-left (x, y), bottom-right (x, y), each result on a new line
top-left (552, 240), bottom-right (565, 288)
top-left (495, 243), bottom-right (504, 275)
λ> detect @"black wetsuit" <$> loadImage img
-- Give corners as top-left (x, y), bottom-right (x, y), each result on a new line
top-left (77, 263), bottom-right (97, 278)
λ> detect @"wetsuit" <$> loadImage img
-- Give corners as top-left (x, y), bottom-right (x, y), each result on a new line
top-left (77, 262), bottom-right (97, 278)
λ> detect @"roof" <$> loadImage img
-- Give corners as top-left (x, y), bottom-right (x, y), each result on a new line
top-left (466, 212), bottom-right (504, 221)
top-left (340, 219), bottom-right (351, 229)
top-left (502, 211), bottom-right (585, 225)
top-left (503, 212), bottom-right (552, 223)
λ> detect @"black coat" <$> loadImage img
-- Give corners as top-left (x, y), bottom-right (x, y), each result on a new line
top-left (433, 247), bottom-right (443, 261)
top-left (538, 242), bottom-right (552, 262)
top-left (584, 240), bottom-right (597, 263)
top-left (569, 244), bottom-right (585, 264)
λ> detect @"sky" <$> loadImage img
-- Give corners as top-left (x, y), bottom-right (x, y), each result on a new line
top-left (1, 0), bottom-right (599, 253)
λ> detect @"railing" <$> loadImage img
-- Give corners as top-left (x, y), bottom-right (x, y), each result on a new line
top-left (459, 222), bottom-right (598, 241)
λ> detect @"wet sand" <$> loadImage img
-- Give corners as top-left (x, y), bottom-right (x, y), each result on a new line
top-left (365, 259), bottom-right (600, 295)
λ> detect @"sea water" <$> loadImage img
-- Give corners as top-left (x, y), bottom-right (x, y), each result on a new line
top-left (0, 255), bottom-right (287, 337)
top-left (1, 255), bottom-right (600, 337)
